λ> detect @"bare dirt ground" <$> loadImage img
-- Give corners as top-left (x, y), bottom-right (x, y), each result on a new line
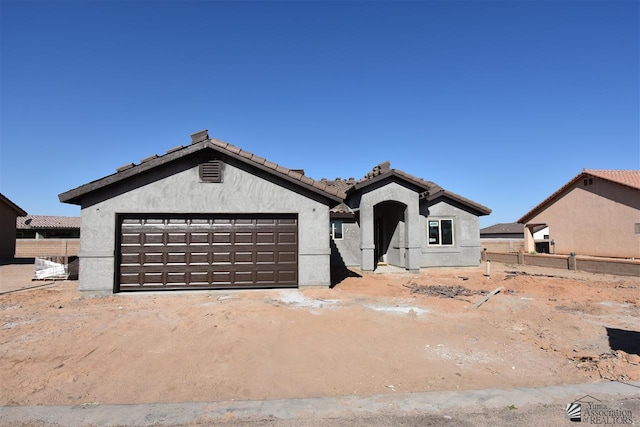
top-left (1, 261), bottom-right (638, 406)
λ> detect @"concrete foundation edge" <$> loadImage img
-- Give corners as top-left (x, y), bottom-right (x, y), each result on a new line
top-left (1, 381), bottom-right (638, 426)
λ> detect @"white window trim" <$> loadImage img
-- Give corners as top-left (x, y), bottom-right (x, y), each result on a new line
top-left (330, 220), bottom-right (343, 240)
top-left (427, 218), bottom-right (455, 246)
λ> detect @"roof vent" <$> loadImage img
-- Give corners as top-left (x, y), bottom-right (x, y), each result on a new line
top-left (200, 159), bottom-right (224, 183)
top-left (191, 129), bottom-right (209, 144)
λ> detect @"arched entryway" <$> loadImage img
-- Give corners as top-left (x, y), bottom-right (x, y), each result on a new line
top-left (374, 201), bottom-right (407, 268)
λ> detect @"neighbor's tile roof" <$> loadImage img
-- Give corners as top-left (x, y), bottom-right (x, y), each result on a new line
top-left (480, 223), bottom-right (524, 234)
top-left (585, 169), bottom-right (640, 190)
top-left (518, 169), bottom-right (640, 223)
top-left (17, 215), bottom-right (81, 230)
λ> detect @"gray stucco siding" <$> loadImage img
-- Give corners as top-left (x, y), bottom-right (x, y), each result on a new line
top-left (419, 200), bottom-right (481, 267)
top-left (330, 220), bottom-right (361, 267)
top-left (78, 159), bottom-right (331, 294)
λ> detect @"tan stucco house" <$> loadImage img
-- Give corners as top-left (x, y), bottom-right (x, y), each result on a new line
top-left (518, 169), bottom-right (640, 259)
top-left (0, 193), bottom-right (27, 259)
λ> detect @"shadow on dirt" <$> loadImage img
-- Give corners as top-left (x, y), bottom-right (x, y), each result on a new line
top-left (606, 327), bottom-right (640, 355)
top-left (0, 257), bottom-right (35, 266)
top-left (330, 268), bottom-right (362, 289)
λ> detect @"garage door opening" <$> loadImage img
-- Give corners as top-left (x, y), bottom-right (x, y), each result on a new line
top-left (116, 214), bottom-right (298, 292)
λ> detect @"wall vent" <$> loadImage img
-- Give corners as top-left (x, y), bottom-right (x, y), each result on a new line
top-left (200, 160), bottom-right (224, 183)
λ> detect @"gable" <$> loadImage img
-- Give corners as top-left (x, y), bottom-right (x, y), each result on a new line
top-left (519, 170), bottom-right (640, 223)
top-left (59, 130), bottom-right (344, 207)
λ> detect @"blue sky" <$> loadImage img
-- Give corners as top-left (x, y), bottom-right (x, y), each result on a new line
top-left (1, 0), bottom-right (638, 228)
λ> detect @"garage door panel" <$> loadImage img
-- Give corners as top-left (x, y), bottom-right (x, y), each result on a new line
top-left (211, 271), bottom-right (232, 283)
top-left (278, 251), bottom-right (296, 263)
top-left (189, 252), bottom-right (209, 264)
top-left (234, 252), bottom-right (254, 263)
top-left (212, 252), bottom-right (232, 263)
top-left (212, 232), bottom-right (231, 243)
top-left (235, 232), bottom-right (254, 244)
top-left (257, 252), bottom-right (275, 263)
top-left (278, 232), bottom-right (297, 244)
top-left (121, 253), bottom-right (141, 265)
top-left (257, 232), bottom-right (275, 244)
top-left (190, 233), bottom-right (209, 244)
top-left (118, 214), bottom-right (298, 291)
top-left (278, 270), bottom-right (297, 283)
top-left (167, 233), bottom-right (187, 244)
top-left (143, 253), bottom-right (164, 264)
top-left (166, 252), bottom-right (187, 264)
top-left (143, 272), bottom-right (164, 283)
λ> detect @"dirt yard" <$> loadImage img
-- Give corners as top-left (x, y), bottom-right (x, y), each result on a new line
top-left (1, 262), bottom-right (638, 406)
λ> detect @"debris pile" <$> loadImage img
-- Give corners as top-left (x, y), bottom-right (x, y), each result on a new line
top-left (504, 270), bottom-right (562, 280)
top-left (571, 350), bottom-right (639, 381)
top-left (404, 283), bottom-right (486, 299)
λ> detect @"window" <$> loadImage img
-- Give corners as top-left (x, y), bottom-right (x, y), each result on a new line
top-left (583, 178), bottom-right (593, 186)
top-left (330, 220), bottom-right (343, 240)
top-left (428, 219), bottom-right (453, 246)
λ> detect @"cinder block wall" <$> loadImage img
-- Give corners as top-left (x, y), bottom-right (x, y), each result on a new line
top-left (15, 239), bottom-right (80, 258)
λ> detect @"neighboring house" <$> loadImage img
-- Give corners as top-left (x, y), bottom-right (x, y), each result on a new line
top-left (15, 215), bottom-right (81, 258)
top-left (59, 130), bottom-right (490, 295)
top-left (16, 215), bottom-right (81, 239)
top-left (0, 193), bottom-right (27, 259)
top-left (480, 223), bottom-right (549, 253)
top-left (480, 222), bottom-right (525, 239)
top-left (518, 169), bottom-right (640, 259)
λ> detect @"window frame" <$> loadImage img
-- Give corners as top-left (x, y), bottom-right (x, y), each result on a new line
top-left (330, 220), bottom-right (343, 240)
top-left (427, 218), bottom-right (454, 246)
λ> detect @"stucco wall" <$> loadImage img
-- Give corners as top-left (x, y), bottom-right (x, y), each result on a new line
top-left (419, 200), bottom-right (482, 267)
top-left (0, 204), bottom-right (18, 258)
top-left (330, 220), bottom-right (361, 267)
top-left (524, 180), bottom-right (640, 258)
top-left (358, 181), bottom-right (422, 271)
top-left (331, 185), bottom-right (483, 269)
top-left (78, 158), bottom-right (331, 294)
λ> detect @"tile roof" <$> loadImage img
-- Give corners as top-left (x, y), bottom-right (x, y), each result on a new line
top-left (480, 222), bottom-right (524, 234)
top-left (59, 129), bottom-right (490, 216)
top-left (584, 169), bottom-right (640, 190)
top-left (323, 178), bottom-right (357, 193)
top-left (518, 169), bottom-right (640, 223)
top-left (17, 215), bottom-right (81, 230)
top-left (59, 130), bottom-right (346, 204)
top-left (323, 162), bottom-right (491, 216)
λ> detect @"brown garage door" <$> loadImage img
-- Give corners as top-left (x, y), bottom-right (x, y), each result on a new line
top-left (117, 214), bottom-right (298, 291)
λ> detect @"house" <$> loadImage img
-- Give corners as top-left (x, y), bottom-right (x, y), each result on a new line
top-left (0, 193), bottom-right (27, 259)
top-left (518, 169), bottom-right (640, 259)
top-left (480, 222), bottom-right (549, 253)
top-left (15, 215), bottom-right (81, 259)
top-left (17, 215), bottom-right (81, 239)
top-left (59, 130), bottom-right (491, 295)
